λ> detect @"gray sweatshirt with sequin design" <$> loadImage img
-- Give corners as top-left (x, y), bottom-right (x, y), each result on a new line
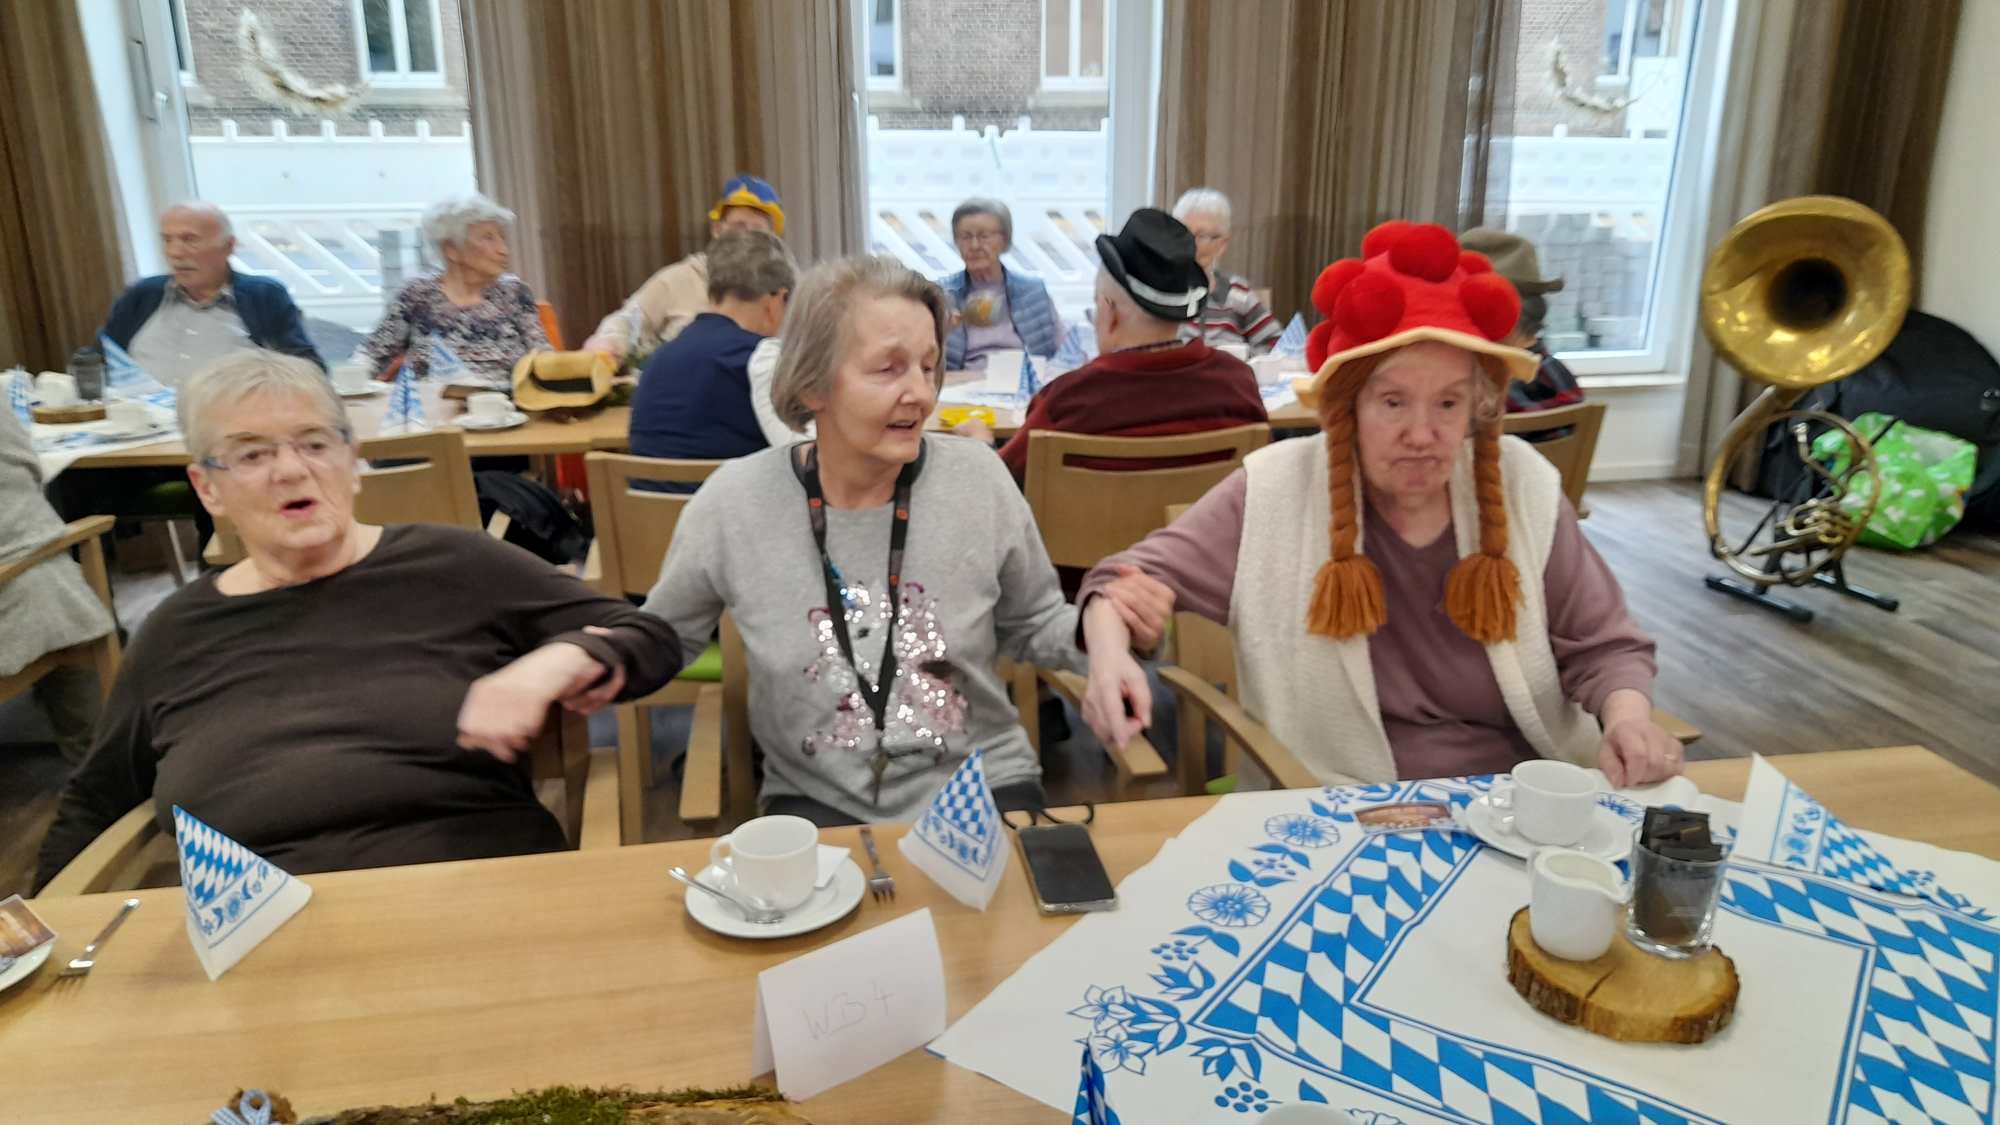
top-left (641, 435), bottom-right (1083, 822)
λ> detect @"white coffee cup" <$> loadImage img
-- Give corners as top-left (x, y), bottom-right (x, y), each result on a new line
top-left (466, 392), bottom-right (511, 421)
top-left (1529, 848), bottom-right (1629, 961)
top-left (1490, 759), bottom-right (1600, 846)
top-left (1216, 342), bottom-right (1251, 362)
top-left (332, 362), bottom-right (373, 394)
top-left (105, 400), bottom-right (151, 433)
top-left (35, 371), bottom-right (79, 407)
top-left (709, 814), bottom-right (818, 912)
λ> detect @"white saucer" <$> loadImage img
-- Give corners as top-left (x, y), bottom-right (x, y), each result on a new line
top-left (683, 859), bottom-right (866, 940)
top-left (95, 425), bottom-right (170, 442)
top-left (0, 941), bottom-right (55, 993)
top-left (457, 410), bottom-right (528, 431)
top-left (1460, 797), bottom-right (1635, 863)
top-left (337, 383), bottom-right (389, 398)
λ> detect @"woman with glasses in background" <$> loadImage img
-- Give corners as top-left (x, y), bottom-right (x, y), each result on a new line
top-left (34, 350), bottom-right (685, 892)
top-left (937, 197), bottom-right (1066, 371)
top-left (1171, 188), bottom-right (1282, 356)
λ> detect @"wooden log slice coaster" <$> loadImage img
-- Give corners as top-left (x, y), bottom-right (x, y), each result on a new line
top-left (32, 402), bottom-right (107, 424)
top-left (1506, 906), bottom-right (1738, 1043)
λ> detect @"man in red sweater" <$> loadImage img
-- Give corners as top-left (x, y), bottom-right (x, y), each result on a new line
top-left (987, 208), bottom-right (1267, 482)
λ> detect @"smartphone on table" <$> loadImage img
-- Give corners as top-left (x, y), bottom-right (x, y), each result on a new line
top-left (1015, 822), bottom-right (1117, 914)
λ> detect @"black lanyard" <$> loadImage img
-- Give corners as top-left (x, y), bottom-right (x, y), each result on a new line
top-left (798, 443), bottom-right (924, 799)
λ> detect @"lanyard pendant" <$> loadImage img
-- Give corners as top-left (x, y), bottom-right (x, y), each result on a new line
top-left (869, 751), bottom-right (889, 806)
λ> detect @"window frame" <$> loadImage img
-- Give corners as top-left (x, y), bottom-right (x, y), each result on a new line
top-left (352, 0), bottom-right (447, 89)
top-left (1557, 0), bottom-right (1724, 384)
top-left (864, 0), bottom-right (903, 93)
top-left (168, 0), bottom-right (196, 85)
top-left (1041, 0), bottom-right (1110, 92)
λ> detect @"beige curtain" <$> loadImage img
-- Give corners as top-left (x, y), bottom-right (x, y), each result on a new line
top-left (1154, 0), bottom-right (1484, 320)
top-left (0, 3), bottom-right (127, 371)
top-left (1676, 0), bottom-right (1962, 476)
top-left (463, 0), bottom-right (860, 349)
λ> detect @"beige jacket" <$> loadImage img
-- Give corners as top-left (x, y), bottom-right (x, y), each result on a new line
top-left (589, 252), bottom-right (709, 357)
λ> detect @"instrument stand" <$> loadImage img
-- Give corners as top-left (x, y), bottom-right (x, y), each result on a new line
top-left (1704, 559), bottom-right (1899, 624)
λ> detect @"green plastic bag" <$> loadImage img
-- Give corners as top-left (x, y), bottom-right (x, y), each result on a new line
top-left (1809, 412), bottom-right (1976, 549)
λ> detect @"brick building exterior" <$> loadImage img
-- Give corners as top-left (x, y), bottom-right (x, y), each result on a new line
top-left (1502, 0), bottom-right (1629, 139)
top-left (179, 0), bottom-right (468, 137)
top-left (867, 0), bottom-right (1108, 131)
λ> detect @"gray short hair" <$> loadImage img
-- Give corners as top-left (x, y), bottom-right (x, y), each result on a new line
top-left (706, 229), bottom-right (797, 303)
top-left (178, 349), bottom-right (350, 463)
top-left (162, 200), bottom-right (234, 239)
top-left (1171, 187), bottom-right (1232, 232)
top-left (421, 193), bottom-right (515, 259)
top-left (770, 256), bottom-right (950, 432)
top-left (950, 197), bottom-right (1013, 249)
top-left (1094, 267), bottom-right (1159, 325)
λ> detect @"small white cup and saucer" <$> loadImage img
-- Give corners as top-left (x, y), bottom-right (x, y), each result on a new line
top-left (457, 391), bottom-right (528, 432)
top-left (97, 399), bottom-right (167, 440)
top-left (684, 814), bottom-right (867, 940)
top-left (1460, 759), bottom-right (1635, 863)
top-left (331, 361), bottom-right (387, 398)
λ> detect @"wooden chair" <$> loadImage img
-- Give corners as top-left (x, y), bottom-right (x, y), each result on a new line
top-left (580, 453), bottom-right (752, 842)
top-left (1501, 402), bottom-right (1606, 514)
top-left (40, 707), bottom-right (604, 897)
top-left (0, 515), bottom-right (120, 710)
top-left (1016, 425), bottom-right (1269, 797)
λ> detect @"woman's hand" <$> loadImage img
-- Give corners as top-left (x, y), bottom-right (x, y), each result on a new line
top-left (457, 641), bottom-right (615, 761)
top-left (1596, 688), bottom-right (1684, 787)
top-left (1081, 598), bottom-right (1151, 751)
top-left (1097, 565), bottom-right (1175, 653)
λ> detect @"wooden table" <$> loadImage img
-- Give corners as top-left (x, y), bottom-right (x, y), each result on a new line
top-left (58, 384), bottom-right (633, 469)
top-left (7, 747), bottom-right (1994, 1122)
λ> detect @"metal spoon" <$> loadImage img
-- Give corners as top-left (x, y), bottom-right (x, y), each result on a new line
top-left (668, 866), bottom-right (785, 925)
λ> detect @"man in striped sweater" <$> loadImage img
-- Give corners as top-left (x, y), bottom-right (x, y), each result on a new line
top-left (1172, 188), bottom-right (1282, 355)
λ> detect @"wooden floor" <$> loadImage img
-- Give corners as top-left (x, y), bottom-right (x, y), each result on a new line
top-left (5, 480), bottom-right (1997, 898)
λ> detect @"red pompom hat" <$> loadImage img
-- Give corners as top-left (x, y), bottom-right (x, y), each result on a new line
top-left (1295, 221), bottom-right (1539, 645)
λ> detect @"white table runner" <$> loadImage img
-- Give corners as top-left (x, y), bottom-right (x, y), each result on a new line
top-left (934, 776), bottom-right (2000, 1124)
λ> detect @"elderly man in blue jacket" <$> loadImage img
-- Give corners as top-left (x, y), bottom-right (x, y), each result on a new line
top-left (100, 201), bottom-right (324, 384)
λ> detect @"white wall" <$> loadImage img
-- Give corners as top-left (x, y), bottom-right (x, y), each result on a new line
top-left (1582, 380), bottom-right (1685, 480)
top-left (76, 0), bottom-right (160, 277)
top-left (1922, 0), bottom-right (2000, 356)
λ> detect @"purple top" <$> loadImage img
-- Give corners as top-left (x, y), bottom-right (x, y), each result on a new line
top-left (1081, 469), bottom-right (1656, 778)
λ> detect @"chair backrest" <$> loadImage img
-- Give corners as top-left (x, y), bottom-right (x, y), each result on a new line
top-left (1024, 425), bottom-right (1270, 568)
top-left (1499, 402), bottom-right (1607, 512)
top-left (583, 453), bottom-right (726, 596)
top-left (352, 429), bottom-right (482, 529)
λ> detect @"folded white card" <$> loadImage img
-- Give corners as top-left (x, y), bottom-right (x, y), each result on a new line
top-left (173, 806), bottom-right (312, 981)
top-left (750, 908), bottom-right (947, 1101)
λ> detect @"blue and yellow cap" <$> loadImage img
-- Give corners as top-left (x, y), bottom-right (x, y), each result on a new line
top-left (709, 174), bottom-right (785, 236)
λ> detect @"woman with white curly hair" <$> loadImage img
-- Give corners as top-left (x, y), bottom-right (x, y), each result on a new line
top-left (357, 193), bottom-right (549, 382)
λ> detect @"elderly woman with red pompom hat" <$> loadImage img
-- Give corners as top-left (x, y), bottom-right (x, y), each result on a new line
top-left (1075, 221), bottom-right (1684, 788)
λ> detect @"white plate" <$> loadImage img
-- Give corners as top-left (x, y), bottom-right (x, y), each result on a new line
top-left (1460, 796), bottom-right (1635, 864)
top-left (0, 941), bottom-right (56, 993)
top-left (337, 383), bottom-right (389, 398)
top-left (94, 425), bottom-right (172, 442)
top-left (457, 410), bottom-right (529, 431)
top-left (683, 859), bottom-right (866, 940)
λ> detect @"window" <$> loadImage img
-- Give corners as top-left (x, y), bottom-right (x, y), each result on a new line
top-left (168, 0), bottom-right (195, 83)
top-left (1471, 0), bottom-right (1723, 375)
top-left (866, 0), bottom-right (901, 92)
top-left (356, 0), bottom-right (444, 86)
top-left (1042, 0), bottom-right (1108, 90)
top-left (1601, 0), bottom-right (1674, 83)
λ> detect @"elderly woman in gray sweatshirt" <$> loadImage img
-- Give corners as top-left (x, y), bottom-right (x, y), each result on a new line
top-left (642, 256), bottom-right (1109, 824)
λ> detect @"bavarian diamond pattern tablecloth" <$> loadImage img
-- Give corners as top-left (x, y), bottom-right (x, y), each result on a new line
top-left (932, 777), bottom-right (2000, 1124)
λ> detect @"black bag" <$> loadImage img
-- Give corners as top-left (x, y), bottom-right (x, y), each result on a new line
top-left (1757, 310), bottom-right (2000, 528)
top-left (474, 471), bottom-right (591, 565)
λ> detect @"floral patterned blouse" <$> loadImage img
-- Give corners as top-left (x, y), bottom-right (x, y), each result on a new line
top-left (358, 273), bottom-right (549, 383)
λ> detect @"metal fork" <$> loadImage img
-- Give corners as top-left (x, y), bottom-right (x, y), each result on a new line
top-left (52, 898), bottom-right (140, 986)
top-left (858, 826), bottom-right (896, 902)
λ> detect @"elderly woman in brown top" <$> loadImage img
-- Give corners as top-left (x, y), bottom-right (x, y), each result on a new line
top-left (35, 350), bottom-right (682, 891)
top-left (1079, 222), bottom-right (1682, 788)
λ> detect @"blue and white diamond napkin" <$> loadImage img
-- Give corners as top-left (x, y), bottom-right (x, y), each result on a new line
top-left (898, 750), bottom-right (1011, 910)
top-left (1274, 313), bottom-right (1309, 357)
top-left (7, 368), bottom-right (29, 425)
top-left (382, 364), bottom-right (429, 432)
top-left (1052, 324), bottom-right (1093, 371)
top-left (1736, 753), bottom-right (1994, 920)
top-left (102, 335), bottom-right (177, 410)
top-left (173, 805), bottom-right (312, 980)
top-left (1015, 350), bottom-right (1041, 399)
top-left (1072, 1038), bottom-right (1124, 1125)
top-left (426, 339), bottom-right (468, 383)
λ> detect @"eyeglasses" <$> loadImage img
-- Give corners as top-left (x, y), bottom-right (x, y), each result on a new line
top-left (1192, 232), bottom-right (1227, 244)
top-left (955, 229), bottom-right (1005, 246)
top-left (199, 427), bottom-right (353, 475)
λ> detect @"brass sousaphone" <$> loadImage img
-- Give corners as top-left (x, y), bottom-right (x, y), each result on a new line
top-left (1697, 196), bottom-right (1912, 621)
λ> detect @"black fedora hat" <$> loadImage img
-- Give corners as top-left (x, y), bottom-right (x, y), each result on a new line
top-left (1096, 208), bottom-right (1210, 322)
